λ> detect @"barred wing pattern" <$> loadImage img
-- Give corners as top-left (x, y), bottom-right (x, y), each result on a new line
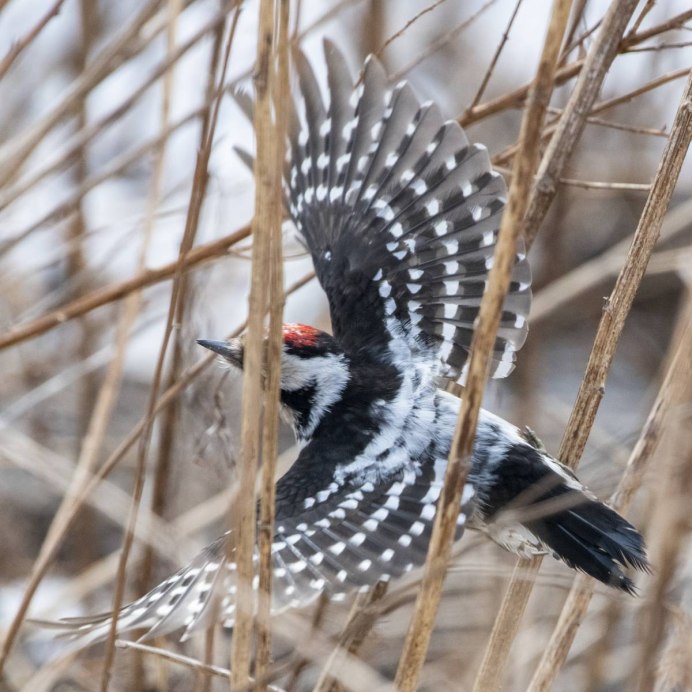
top-left (53, 454), bottom-right (474, 644)
top-left (287, 42), bottom-right (531, 380)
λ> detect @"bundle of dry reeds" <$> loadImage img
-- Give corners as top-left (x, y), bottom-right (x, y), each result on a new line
top-left (0, 1), bottom-right (690, 690)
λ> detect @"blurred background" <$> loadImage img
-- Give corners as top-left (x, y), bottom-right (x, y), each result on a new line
top-left (0, 1), bottom-right (690, 690)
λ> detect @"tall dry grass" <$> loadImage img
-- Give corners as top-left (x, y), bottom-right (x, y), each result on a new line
top-left (0, 1), bottom-right (690, 691)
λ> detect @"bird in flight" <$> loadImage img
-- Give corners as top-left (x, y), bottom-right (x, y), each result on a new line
top-left (49, 41), bottom-right (648, 646)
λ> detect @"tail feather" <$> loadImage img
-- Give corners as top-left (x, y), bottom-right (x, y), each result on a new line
top-left (527, 498), bottom-right (649, 594)
top-left (476, 434), bottom-right (649, 593)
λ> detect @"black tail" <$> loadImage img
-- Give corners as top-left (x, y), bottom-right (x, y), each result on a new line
top-left (480, 442), bottom-right (649, 593)
top-left (525, 494), bottom-right (649, 593)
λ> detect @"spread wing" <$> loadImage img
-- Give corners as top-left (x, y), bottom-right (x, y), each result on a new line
top-left (48, 443), bottom-right (474, 644)
top-left (286, 41), bottom-right (531, 380)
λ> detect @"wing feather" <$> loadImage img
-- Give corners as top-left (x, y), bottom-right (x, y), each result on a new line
top-left (287, 43), bottom-right (531, 379)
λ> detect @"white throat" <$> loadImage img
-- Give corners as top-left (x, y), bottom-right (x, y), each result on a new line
top-left (281, 351), bottom-right (350, 443)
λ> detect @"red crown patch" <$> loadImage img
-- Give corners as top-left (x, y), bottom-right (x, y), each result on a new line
top-left (282, 323), bottom-right (321, 348)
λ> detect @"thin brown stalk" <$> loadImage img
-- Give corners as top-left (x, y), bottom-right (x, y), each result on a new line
top-left (1, 101), bottom-right (214, 258)
top-left (372, 0), bottom-right (449, 62)
top-left (284, 594), bottom-right (330, 691)
top-left (466, 0), bottom-right (524, 113)
top-left (460, 59), bottom-right (583, 128)
top-left (0, 0), bottom-right (165, 187)
top-left (522, 0), bottom-right (641, 249)
top-left (230, 0), bottom-right (284, 685)
top-left (0, 225), bottom-right (251, 351)
top-left (0, 271), bottom-right (313, 672)
top-left (590, 66), bottom-right (691, 116)
top-left (98, 10), bottom-right (240, 688)
top-left (394, 3), bottom-right (572, 689)
top-left (525, 306), bottom-right (692, 692)
top-left (116, 640), bottom-right (232, 681)
top-left (472, 68), bottom-right (692, 692)
top-left (559, 70), bottom-right (691, 466)
top-left (530, 196), bottom-right (692, 325)
top-left (131, 1), bottom-right (185, 686)
top-left (493, 65), bottom-right (690, 169)
top-left (557, 178), bottom-right (650, 191)
top-left (621, 8), bottom-right (692, 47)
top-left (625, 40), bottom-right (692, 52)
top-left (628, 0), bottom-right (656, 38)
top-left (0, 0), bottom-right (67, 80)
top-left (0, 6), bottom-right (229, 214)
top-left (137, 0), bottom-right (219, 601)
top-left (314, 581), bottom-right (388, 692)
top-left (560, 0), bottom-right (589, 60)
top-left (390, 0), bottom-right (499, 83)
top-left (545, 105), bottom-right (669, 137)
top-left (255, 1), bottom-right (289, 688)
top-left (634, 304), bottom-right (692, 691)
top-left (272, 614), bottom-right (395, 691)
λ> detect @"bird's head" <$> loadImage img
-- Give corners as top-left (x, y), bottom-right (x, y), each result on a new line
top-left (198, 324), bottom-right (350, 441)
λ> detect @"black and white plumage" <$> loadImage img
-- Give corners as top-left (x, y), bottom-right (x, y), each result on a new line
top-left (49, 43), bottom-right (648, 646)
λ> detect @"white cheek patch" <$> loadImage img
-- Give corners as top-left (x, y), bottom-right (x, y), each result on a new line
top-left (281, 350), bottom-right (351, 440)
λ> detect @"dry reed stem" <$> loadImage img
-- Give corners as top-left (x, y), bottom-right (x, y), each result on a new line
top-left (460, 59), bottom-right (583, 128)
top-left (460, 7), bottom-right (692, 130)
top-left (1, 271), bottom-right (311, 667)
top-left (283, 595), bottom-right (331, 691)
top-left (131, 2), bottom-right (186, 686)
top-left (99, 10), bottom-right (240, 688)
top-left (472, 68), bottom-right (692, 692)
top-left (559, 69), bottom-right (691, 466)
top-left (371, 0), bottom-right (449, 63)
top-left (0, 428), bottom-right (190, 557)
top-left (313, 581), bottom-right (388, 692)
top-left (394, 3), bottom-right (572, 689)
top-left (525, 304), bottom-right (692, 692)
top-left (0, 0), bottom-right (67, 80)
top-left (530, 196), bottom-right (692, 325)
top-left (117, 640), bottom-right (232, 681)
top-left (490, 65), bottom-right (689, 170)
top-left (628, 0), bottom-right (657, 38)
top-left (136, 0), bottom-right (191, 601)
top-left (466, 0), bottom-right (524, 113)
top-left (255, 1), bottom-right (289, 688)
top-left (634, 294), bottom-right (692, 690)
top-left (271, 615), bottom-right (395, 692)
top-left (390, 0), bottom-right (499, 83)
top-left (473, 0), bottom-right (641, 687)
top-left (591, 66), bottom-right (692, 116)
top-left (0, 6), bottom-right (229, 213)
top-left (230, 0), bottom-right (284, 685)
top-left (545, 107), bottom-right (668, 138)
top-left (560, 0), bottom-right (589, 58)
top-left (622, 8), bottom-right (692, 47)
top-left (0, 224), bottom-right (251, 351)
top-left (0, 0), bottom-right (166, 187)
top-left (522, 0), bottom-right (640, 249)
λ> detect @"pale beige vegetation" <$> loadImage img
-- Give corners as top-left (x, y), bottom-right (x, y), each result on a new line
top-left (0, 1), bottom-right (690, 690)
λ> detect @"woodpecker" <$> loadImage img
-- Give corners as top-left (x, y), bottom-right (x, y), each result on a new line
top-left (51, 42), bottom-right (648, 645)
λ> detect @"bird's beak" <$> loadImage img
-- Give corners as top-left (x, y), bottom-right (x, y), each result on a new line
top-left (197, 338), bottom-right (243, 368)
